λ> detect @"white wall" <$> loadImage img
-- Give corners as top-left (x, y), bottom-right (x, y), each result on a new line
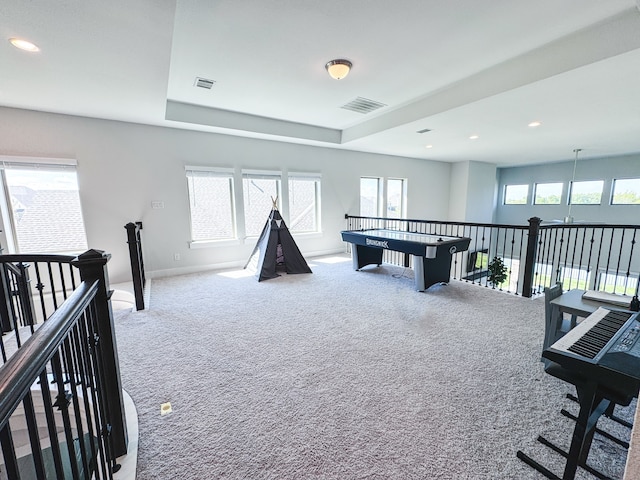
top-left (448, 162), bottom-right (469, 221)
top-left (0, 107), bottom-right (453, 283)
top-left (448, 161), bottom-right (497, 223)
top-left (495, 153), bottom-right (640, 225)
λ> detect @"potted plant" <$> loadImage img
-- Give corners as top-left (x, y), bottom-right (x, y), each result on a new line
top-left (487, 256), bottom-right (508, 288)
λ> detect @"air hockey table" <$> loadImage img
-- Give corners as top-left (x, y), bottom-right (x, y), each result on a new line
top-left (340, 229), bottom-right (471, 291)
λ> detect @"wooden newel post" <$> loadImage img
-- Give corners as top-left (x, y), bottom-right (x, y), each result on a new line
top-left (522, 217), bottom-right (542, 298)
top-left (73, 249), bottom-right (128, 457)
top-left (124, 222), bottom-right (145, 311)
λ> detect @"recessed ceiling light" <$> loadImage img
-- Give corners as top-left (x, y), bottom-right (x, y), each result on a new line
top-left (425, 145), bottom-right (433, 149)
top-left (469, 135), bottom-right (479, 140)
top-left (9, 37), bottom-right (40, 52)
top-left (528, 121), bottom-right (542, 127)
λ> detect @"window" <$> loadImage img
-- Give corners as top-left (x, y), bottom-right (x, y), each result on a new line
top-left (2, 161), bottom-right (87, 254)
top-left (504, 184), bottom-right (528, 205)
top-left (243, 171), bottom-right (281, 237)
top-left (386, 178), bottom-right (406, 218)
top-left (360, 177), bottom-right (381, 216)
top-left (288, 173), bottom-right (321, 233)
top-left (569, 180), bottom-right (603, 205)
top-left (186, 167), bottom-right (236, 242)
top-left (611, 178), bottom-right (640, 205)
top-left (534, 182), bottom-right (563, 205)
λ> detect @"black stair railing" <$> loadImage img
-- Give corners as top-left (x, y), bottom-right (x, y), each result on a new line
top-left (125, 222), bottom-right (145, 311)
top-left (0, 249), bottom-right (128, 475)
top-left (0, 254), bottom-right (78, 363)
top-left (344, 215), bottom-right (640, 298)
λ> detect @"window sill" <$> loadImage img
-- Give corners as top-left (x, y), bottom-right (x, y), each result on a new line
top-left (291, 231), bottom-right (323, 239)
top-left (189, 239), bottom-right (241, 249)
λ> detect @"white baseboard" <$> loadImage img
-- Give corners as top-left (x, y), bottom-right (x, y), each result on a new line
top-left (146, 248), bottom-right (346, 279)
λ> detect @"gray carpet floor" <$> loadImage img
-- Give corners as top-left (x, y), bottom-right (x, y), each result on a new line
top-left (113, 255), bottom-right (635, 479)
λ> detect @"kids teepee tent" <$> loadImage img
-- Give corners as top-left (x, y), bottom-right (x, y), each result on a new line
top-left (244, 199), bottom-right (312, 281)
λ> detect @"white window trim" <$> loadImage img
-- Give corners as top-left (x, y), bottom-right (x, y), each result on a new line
top-left (185, 166), bottom-right (234, 176)
top-left (242, 169), bottom-right (282, 179)
top-left (188, 238), bottom-right (241, 249)
top-left (242, 170), bottom-right (282, 238)
top-left (287, 172), bottom-right (322, 234)
top-left (186, 166), bottom-right (237, 243)
top-left (0, 158), bottom-right (86, 254)
top-left (0, 155), bottom-right (78, 170)
top-left (288, 171), bottom-right (322, 180)
top-left (360, 176), bottom-right (383, 217)
top-left (386, 177), bottom-right (407, 218)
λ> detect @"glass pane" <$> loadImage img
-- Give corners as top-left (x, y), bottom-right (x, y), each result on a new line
top-left (386, 179), bottom-right (404, 218)
top-left (360, 178), bottom-right (380, 216)
top-left (288, 178), bottom-right (318, 233)
top-left (5, 169), bottom-right (88, 254)
top-left (612, 178), bottom-right (640, 205)
top-left (243, 177), bottom-right (279, 236)
top-left (504, 184), bottom-right (528, 205)
top-left (569, 180), bottom-right (603, 205)
top-left (187, 175), bottom-right (235, 241)
top-left (533, 182), bottom-right (563, 205)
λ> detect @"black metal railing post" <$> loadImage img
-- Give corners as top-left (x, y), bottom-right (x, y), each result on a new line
top-left (521, 217), bottom-right (542, 298)
top-left (0, 265), bottom-right (14, 333)
top-left (16, 262), bottom-right (36, 326)
top-left (125, 222), bottom-right (145, 311)
top-left (73, 249), bottom-right (128, 457)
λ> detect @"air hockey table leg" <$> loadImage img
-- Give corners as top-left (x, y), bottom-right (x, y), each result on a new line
top-left (412, 255), bottom-right (426, 291)
top-left (352, 245), bottom-right (384, 270)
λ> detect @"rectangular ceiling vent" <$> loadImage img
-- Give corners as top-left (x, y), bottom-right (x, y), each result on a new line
top-left (194, 77), bottom-right (215, 89)
top-left (341, 97), bottom-right (387, 114)
top-left (416, 128), bottom-right (432, 134)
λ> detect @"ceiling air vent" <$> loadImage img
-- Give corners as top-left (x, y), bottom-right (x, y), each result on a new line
top-left (194, 77), bottom-right (215, 89)
top-left (416, 128), bottom-right (432, 134)
top-left (341, 97), bottom-right (387, 114)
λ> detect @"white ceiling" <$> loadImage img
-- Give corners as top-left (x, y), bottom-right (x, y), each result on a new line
top-left (2, 0), bottom-right (640, 167)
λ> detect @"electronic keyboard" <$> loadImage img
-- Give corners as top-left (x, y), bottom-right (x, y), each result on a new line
top-left (543, 307), bottom-right (640, 394)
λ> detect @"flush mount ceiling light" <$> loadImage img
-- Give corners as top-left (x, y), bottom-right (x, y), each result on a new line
top-left (9, 37), bottom-right (40, 52)
top-left (528, 121), bottom-right (542, 127)
top-left (325, 59), bottom-right (352, 80)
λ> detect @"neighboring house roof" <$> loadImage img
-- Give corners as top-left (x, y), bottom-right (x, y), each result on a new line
top-left (10, 186), bottom-right (37, 208)
top-left (13, 189), bottom-right (87, 253)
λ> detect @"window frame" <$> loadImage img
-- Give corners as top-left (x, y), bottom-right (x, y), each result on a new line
top-left (610, 177), bottom-right (640, 205)
top-left (386, 177), bottom-right (407, 218)
top-left (503, 184), bottom-right (529, 205)
top-left (533, 182), bottom-right (563, 205)
top-left (185, 166), bottom-right (237, 245)
top-left (242, 170), bottom-right (282, 238)
top-left (568, 180), bottom-right (604, 205)
top-left (287, 172), bottom-right (321, 234)
top-left (360, 177), bottom-right (382, 217)
top-left (0, 156), bottom-right (88, 254)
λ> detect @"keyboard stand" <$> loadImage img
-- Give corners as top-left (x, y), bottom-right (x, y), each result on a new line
top-left (517, 381), bottom-right (621, 480)
top-left (566, 393), bottom-right (633, 429)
